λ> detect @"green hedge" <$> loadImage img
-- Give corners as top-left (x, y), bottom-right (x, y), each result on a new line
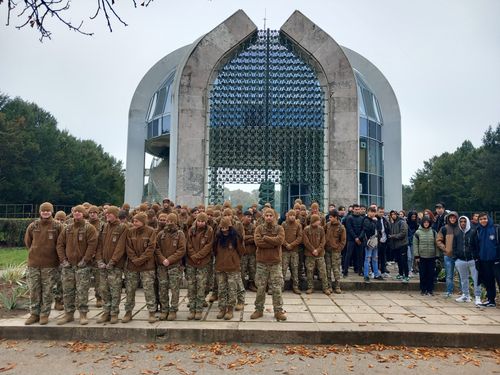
top-left (0, 219), bottom-right (34, 247)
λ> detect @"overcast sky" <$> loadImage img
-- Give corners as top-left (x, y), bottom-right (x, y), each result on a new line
top-left (1, 0), bottom-right (499, 186)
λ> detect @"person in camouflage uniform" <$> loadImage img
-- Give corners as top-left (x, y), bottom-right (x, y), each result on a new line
top-left (303, 214), bottom-right (331, 295)
top-left (214, 217), bottom-right (244, 320)
top-left (186, 212), bottom-right (214, 320)
top-left (205, 208), bottom-right (218, 300)
top-left (155, 213), bottom-right (186, 321)
top-left (241, 211), bottom-right (257, 292)
top-left (251, 208), bottom-right (287, 321)
top-left (56, 205), bottom-right (98, 325)
top-left (123, 212), bottom-right (157, 324)
top-left (95, 206), bottom-right (128, 324)
top-left (88, 205), bottom-right (104, 308)
top-left (325, 210), bottom-right (347, 294)
top-left (24, 202), bottom-right (63, 325)
top-left (281, 210), bottom-right (303, 294)
top-left (53, 210), bottom-right (67, 311)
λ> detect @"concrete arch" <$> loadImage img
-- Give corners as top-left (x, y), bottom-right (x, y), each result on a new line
top-left (174, 10), bottom-right (257, 207)
top-left (281, 11), bottom-right (359, 206)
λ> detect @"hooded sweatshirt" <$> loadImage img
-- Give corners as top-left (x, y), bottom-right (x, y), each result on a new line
top-left (436, 211), bottom-right (460, 257)
top-left (472, 216), bottom-right (500, 261)
top-left (452, 216), bottom-right (474, 261)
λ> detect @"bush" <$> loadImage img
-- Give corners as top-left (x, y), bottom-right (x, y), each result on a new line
top-left (0, 219), bottom-right (33, 247)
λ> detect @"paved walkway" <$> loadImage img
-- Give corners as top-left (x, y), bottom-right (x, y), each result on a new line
top-left (1, 288), bottom-right (499, 348)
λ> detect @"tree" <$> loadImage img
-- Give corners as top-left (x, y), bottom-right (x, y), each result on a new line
top-left (407, 124), bottom-right (500, 212)
top-left (1, 0), bottom-right (154, 41)
top-left (0, 94), bottom-right (125, 205)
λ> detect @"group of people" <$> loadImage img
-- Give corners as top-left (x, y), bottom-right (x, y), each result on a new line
top-left (23, 199), bottom-right (499, 327)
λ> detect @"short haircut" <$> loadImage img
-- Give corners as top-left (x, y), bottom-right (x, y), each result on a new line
top-left (368, 207), bottom-right (377, 213)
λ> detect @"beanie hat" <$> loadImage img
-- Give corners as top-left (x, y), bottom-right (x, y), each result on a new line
top-left (223, 208), bottom-right (233, 217)
top-left (287, 210), bottom-right (296, 218)
top-left (122, 203), bottom-right (130, 210)
top-left (206, 208), bottom-right (214, 216)
top-left (106, 206), bottom-right (120, 218)
top-left (162, 198), bottom-right (170, 203)
top-left (139, 203), bottom-right (148, 212)
top-left (263, 207), bottom-right (275, 217)
top-left (197, 212), bottom-right (208, 222)
top-left (311, 202), bottom-right (319, 210)
top-left (158, 213), bottom-right (168, 220)
top-left (167, 213), bottom-right (178, 224)
top-left (39, 202), bottom-right (54, 213)
top-left (219, 217), bottom-right (232, 228)
top-left (223, 201), bottom-right (232, 208)
top-left (82, 202), bottom-right (91, 209)
top-left (293, 203), bottom-right (301, 210)
top-left (300, 204), bottom-right (306, 210)
top-left (152, 203), bottom-right (160, 212)
top-left (54, 210), bottom-right (66, 220)
top-left (310, 214), bottom-right (320, 224)
top-left (118, 210), bottom-right (128, 220)
top-left (133, 212), bottom-right (147, 226)
top-left (73, 205), bottom-right (87, 214)
top-left (88, 205), bottom-right (99, 214)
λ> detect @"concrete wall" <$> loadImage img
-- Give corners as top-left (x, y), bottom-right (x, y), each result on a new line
top-left (281, 11), bottom-right (359, 207)
top-left (342, 47), bottom-right (402, 210)
top-left (175, 10), bottom-right (257, 207)
top-left (125, 45), bottom-right (192, 206)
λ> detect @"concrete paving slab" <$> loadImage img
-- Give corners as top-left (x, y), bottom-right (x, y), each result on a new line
top-left (347, 313), bottom-right (387, 323)
top-left (308, 305), bottom-right (343, 313)
top-left (313, 313), bottom-right (350, 323)
top-left (340, 305), bottom-right (377, 314)
top-left (382, 314), bottom-right (425, 324)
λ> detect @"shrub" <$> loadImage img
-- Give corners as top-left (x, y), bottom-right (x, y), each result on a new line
top-left (0, 219), bottom-right (33, 247)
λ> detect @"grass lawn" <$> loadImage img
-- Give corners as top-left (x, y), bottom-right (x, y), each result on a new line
top-left (0, 247), bottom-right (27, 269)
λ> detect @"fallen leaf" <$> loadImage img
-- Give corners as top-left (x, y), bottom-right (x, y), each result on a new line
top-left (0, 363), bottom-right (16, 373)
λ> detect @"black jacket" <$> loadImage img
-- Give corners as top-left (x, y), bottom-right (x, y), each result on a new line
top-left (363, 216), bottom-right (379, 239)
top-left (453, 229), bottom-right (474, 261)
top-left (345, 214), bottom-right (365, 242)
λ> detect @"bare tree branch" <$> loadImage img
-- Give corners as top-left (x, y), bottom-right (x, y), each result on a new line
top-left (2, 0), bottom-right (155, 42)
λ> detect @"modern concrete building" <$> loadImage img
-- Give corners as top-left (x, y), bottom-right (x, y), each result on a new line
top-left (125, 10), bottom-right (402, 212)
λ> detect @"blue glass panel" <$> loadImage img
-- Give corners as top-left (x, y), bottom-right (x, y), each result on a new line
top-left (162, 115), bottom-right (171, 134)
top-left (359, 117), bottom-right (368, 137)
top-left (369, 120), bottom-right (377, 139)
top-left (360, 173), bottom-right (368, 194)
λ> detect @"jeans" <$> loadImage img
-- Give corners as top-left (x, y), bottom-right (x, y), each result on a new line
top-left (454, 259), bottom-right (480, 297)
top-left (407, 245), bottom-right (414, 273)
top-left (364, 247), bottom-right (380, 278)
top-left (444, 255), bottom-right (455, 294)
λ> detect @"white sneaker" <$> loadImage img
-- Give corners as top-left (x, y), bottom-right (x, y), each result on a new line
top-left (455, 294), bottom-right (471, 303)
top-left (475, 296), bottom-right (482, 305)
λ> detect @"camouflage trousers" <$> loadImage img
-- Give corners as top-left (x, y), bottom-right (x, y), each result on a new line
top-left (186, 264), bottom-right (209, 312)
top-left (298, 245), bottom-right (306, 280)
top-left (52, 266), bottom-right (63, 303)
top-left (324, 250), bottom-right (342, 284)
top-left (27, 267), bottom-right (57, 316)
top-left (157, 264), bottom-right (182, 313)
top-left (254, 263), bottom-right (284, 313)
top-left (282, 251), bottom-right (300, 289)
top-left (305, 256), bottom-right (330, 291)
top-left (92, 266), bottom-right (101, 299)
top-left (205, 255), bottom-right (216, 296)
top-left (61, 265), bottom-right (92, 313)
top-left (98, 268), bottom-right (123, 315)
top-left (216, 271), bottom-right (240, 309)
top-left (124, 270), bottom-right (156, 313)
top-left (241, 253), bottom-right (256, 284)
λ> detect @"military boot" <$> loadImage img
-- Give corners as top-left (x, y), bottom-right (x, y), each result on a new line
top-left (235, 302), bottom-right (244, 311)
top-left (250, 310), bottom-right (263, 319)
top-left (57, 312), bottom-right (74, 325)
top-left (216, 308), bottom-right (226, 319)
top-left (194, 311), bottom-right (203, 320)
top-left (95, 298), bottom-right (103, 308)
top-left (208, 293), bottom-right (218, 303)
top-left (167, 311), bottom-right (177, 321)
top-left (110, 315), bottom-right (119, 324)
top-left (224, 307), bottom-right (234, 320)
top-left (292, 287), bottom-right (301, 295)
top-left (187, 311), bottom-right (195, 320)
top-left (274, 311), bottom-right (287, 321)
top-left (159, 312), bottom-right (168, 321)
top-left (79, 312), bottom-right (88, 325)
top-left (248, 282), bottom-right (257, 292)
top-left (54, 300), bottom-right (64, 311)
top-left (39, 315), bottom-right (49, 325)
top-left (148, 312), bottom-right (157, 324)
top-left (97, 313), bottom-right (110, 324)
top-left (24, 314), bottom-right (39, 325)
top-left (121, 311), bottom-right (132, 323)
